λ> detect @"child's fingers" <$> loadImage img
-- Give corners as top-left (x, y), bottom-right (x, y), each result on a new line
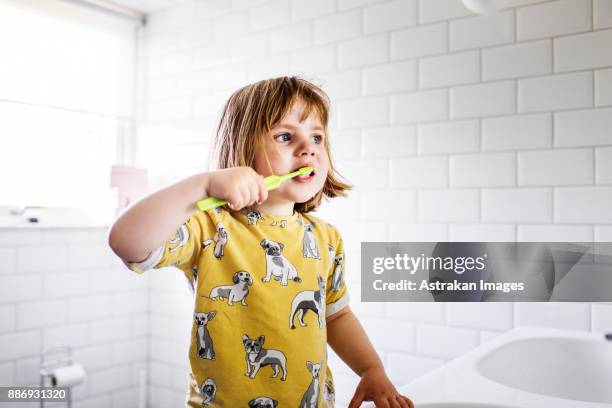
top-left (347, 391), bottom-right (365, 408)
top-left (398, 395), bottom-right (414, 408)
top-left (389, 396), bottom-right (402, 408)
top-left (234, 187), bottom-right (249, 210)
top-left (372, 397), bottom-right (391, 408)
top-left (247, 178), bottom-right (259, 206)
top-left (395, 395), bottom-right (408, 408)
top-left (228, 185), bottom-right (248, 209)
top-left (255, 174), bottom-right (267, 204)
top-left (225, 193), bottom-right (237, 209)
top-left (242, 182), bottom-right (256, 208)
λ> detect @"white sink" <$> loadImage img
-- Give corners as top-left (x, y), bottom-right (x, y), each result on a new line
top-left (476, 336), bottom-right (612, 404)
top-left (391, 327), bottom-right (612, 408)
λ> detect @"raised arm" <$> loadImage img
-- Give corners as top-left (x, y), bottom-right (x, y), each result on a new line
top-left (107, 166), bottom-right (268, 264)
top-left (107, 172), bottom-right (210, 263)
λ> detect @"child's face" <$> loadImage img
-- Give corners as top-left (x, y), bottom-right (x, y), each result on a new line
top-left (254, 99), bottom-right (330, 205)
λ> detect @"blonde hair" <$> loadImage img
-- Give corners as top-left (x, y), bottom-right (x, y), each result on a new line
top-left (211, 76), bottom-right (352, 213)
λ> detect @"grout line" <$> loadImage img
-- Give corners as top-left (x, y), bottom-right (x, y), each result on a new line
top-left (513, 7), bottom-right (517, 43)
top-left (593, 146), bottom-right (597, 185)
top-left (479, 118), bottom-right (484, 152)
top-left (478, 48), bottom-right (482, 82)
top-left (514, 223), bottom-right (518, 241)
top-left (593, 68), bottom-right (597, 106)
top-left (446, 20), bottom-right (451, 52)
top-left (514, 79), bottom-right (519, 114)
top-left (515, 150), bottom-right (519, 187)
top-left (415, 50), bottom-right (420, 91)
top-left (590, 0), bottom-right (594, 31)
top-left (551, 111), bottom-right (555, 148)
top-left (478, 187), bottom-right (482, 224)
top-left (550, 186), bottom-right (555, 225)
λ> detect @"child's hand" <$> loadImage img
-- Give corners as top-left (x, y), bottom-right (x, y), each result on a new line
top-left (348, 366), bottom-right (414, 408)
top-left (204, 167), bottom-right (268, 210)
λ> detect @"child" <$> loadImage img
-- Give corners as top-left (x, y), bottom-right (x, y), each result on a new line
top-left (108, 76), bottom-right (414, 408)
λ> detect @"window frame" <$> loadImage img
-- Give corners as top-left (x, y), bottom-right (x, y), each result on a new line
top-left (0, 0), bottom-right (142, 228)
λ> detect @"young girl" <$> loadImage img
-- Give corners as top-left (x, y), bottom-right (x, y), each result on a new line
top-left (108, 77), bottom-right (414, 408)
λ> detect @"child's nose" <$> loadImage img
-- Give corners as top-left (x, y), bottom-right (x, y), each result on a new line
top-left (296, 142), bottom-right (316, 156)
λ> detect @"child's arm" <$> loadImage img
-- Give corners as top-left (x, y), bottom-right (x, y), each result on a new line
top-left (107, 172), bottom-right (211, 263)
top-left (108, 166), bottom-right (267, 264)
top-left (327, 307), bottom-right (414, 408)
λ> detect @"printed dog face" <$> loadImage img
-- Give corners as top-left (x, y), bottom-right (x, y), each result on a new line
top-left (248, 397), bottom-right (278, 408)
top-left (307, 361), bottom-right (322, 379)
top-left (233, 270), bottom-right (253, 285)
top-left (200, 378), bottom-right (216, 398)
top-left (194, 311), bottom-right (216, 326)
top-left (317, 274), bottom-right (325, 289)
top-left (245, 210), bottom-right (263, 224)
top-left (260, 239), bottom-right (284, 256)
top-left (335, 253), bottom-right (344, 266)
top-left (242, 334), bottom-right (264, 354)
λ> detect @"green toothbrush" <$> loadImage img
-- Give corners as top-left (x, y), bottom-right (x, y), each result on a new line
top-left (196, 166), bottom-right (314, 212)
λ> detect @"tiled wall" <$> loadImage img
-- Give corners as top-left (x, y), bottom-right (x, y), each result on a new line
top-left (0, 228), bottom-right (149, 407)
top-left (136, 0), bottom-right (612, 407)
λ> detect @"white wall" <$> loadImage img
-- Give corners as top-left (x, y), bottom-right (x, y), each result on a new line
top-left (0, 228), bottom-right (149, 408)
top-left (136, 0), bottom-right (612, 407)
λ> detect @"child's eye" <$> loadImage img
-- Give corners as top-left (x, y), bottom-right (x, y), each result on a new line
top-left (313, 134), bottom-right (324, 144)
top-left (275, 133), bottom-right (290, 142)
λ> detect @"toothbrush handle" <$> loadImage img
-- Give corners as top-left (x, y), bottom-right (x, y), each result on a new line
top-left (196, 174), bottom-right (283, 212)
top-left (196, 196), bottom-right (228, 212)
top-left (195, 167), bottom-right (310, 212)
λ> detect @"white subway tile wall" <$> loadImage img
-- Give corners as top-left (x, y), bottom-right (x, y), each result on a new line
top-left (595, 68), bottom-right (612, 106)
top-left (3, 1), bottom-right (609, 407)
top-left (554, 29), bottom-right (612, 72)
top-left (0, 228), bottom-right (149, 408)
top-left (482, 40), bottom-right (552, 81)
top-left (594, 0), bottom-right (612, 29)
top-left (516, 0), bottom-right (592, 41)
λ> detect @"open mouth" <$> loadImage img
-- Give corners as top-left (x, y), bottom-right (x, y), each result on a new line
top-left (293, 166), bottom-right (315, 178)
top-left (292, 166), bottom-right (315, 182)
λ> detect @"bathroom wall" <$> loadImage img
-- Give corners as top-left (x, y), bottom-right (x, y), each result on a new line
top-left (135, 0), bottom-right (612, 406)
top-left (0, 228), bottom-right (149, 407)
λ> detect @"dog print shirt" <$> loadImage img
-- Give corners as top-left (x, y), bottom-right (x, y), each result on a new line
top-left (123, 206), bottom-right (349, 408)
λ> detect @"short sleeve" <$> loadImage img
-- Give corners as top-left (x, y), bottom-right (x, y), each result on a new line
top-left (325, 228), bottom-right (350, 318)
top-left (123, 212), bottom-right (209, 286)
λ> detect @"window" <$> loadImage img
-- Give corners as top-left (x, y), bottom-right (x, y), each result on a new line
top-left (0, 0), bottom-right (139, 226)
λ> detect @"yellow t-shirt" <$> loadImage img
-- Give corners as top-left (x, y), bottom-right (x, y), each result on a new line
top-left (124, 206), bottom-right (350, 407)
